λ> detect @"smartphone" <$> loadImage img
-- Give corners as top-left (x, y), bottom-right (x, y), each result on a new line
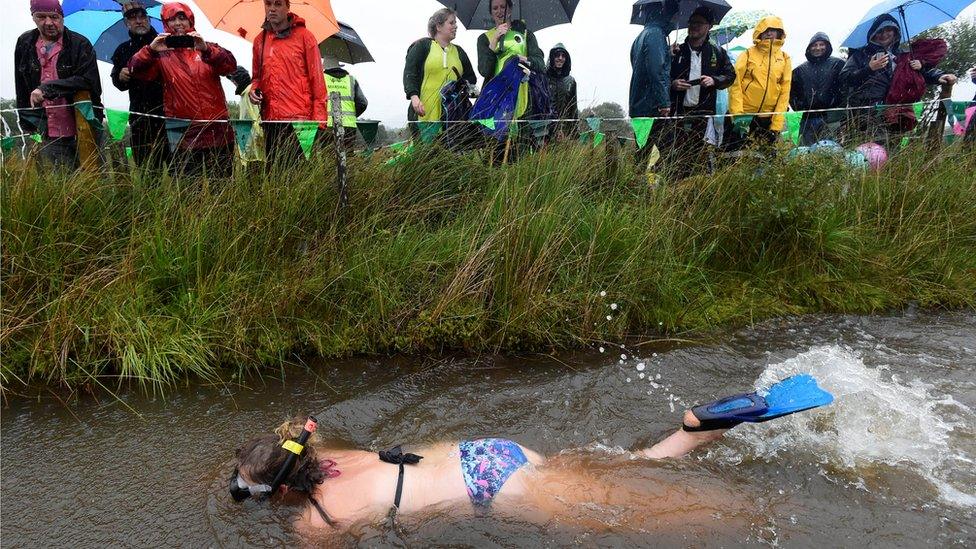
top-left (872, 52), bottom-right (887, 61)
top-left (686, 78), bottom-right (702, 86)
top-left (165, 35), bottom-right (195, 49)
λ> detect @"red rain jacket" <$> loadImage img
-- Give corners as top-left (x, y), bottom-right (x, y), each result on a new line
top-left (251, 13), bottom-right (328, 123)
top-left (129, 3), bottom-right (236, 149)
top-left (884, 38), bottom-right (948, 130)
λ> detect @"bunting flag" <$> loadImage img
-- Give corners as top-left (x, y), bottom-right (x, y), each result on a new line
top-left (953, 101), bottom-right (970, 121)
top-left (416, 121), bottom-right (442, 143)
top-left (528, 120), bottom-right (549, 138)
top-left (631, 117), bottom-right (655, 149)
top-left (292, 122), bottom-right (319, 159)
top-left (1, 136), bottom-right (15, 152)
top-left (593, 132), bottom-right (605, 147)
top-left (941, 99), bottom-right (955, 125)
top-left (785, 111), bottom-right (803, 145)
top-left (76, 101), bottom-right (96, 122)
top-left (732, 115), bottom-right (753, 135)
top-left (912, 102), bottom-right (925, 120)
top-left (164, 119), bottom-right (190, 152)
top-left (125, 147), bottom-right (133, 159)
top-left (230, 120), bottom-right (253, 155)
top-left (475, 118), bottom-right (496, 131)
top-left (105, 109), bottom-right (130, 141)
top-left (586, 117), bottom-right (601, 132)
top-left (32, 134), bottom-right (41, 143)
top-left (356, 120), bottom-right (380, 147)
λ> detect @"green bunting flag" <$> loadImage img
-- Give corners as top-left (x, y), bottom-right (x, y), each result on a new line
top-left (125, 147), bottom-right (133, 159)
top-left (1, 136), bottom-right (15, 152)
top-left (76, 101), bottom-right (95, 121)
top-left (585, 117), bottom-right (601, 132)
top-left (417, 121), bottom-right (443, 143)
top-left (475, 118), bottom-right (496, 131)
top-left (164, 119), bottom-right (190, 152)
top-left (528, 120), bottom-right (549, 138)
top-left (230, 120), bottom-right (253, 155)
top-left (631, 117), bottom-right (654, 149)
top-left (953, 101), bottom-right (969, 121)
top-left (292, 122), bottom-right (318, 159)
top-left (105, 109), bottom-right (129, 141)
top-left (31, 134), bottom-right (42, 143)
top-left (356, 120), bottom-right (380, 147)
top-left (593, 132), bottom-right (605, 147)
top-left (912, 102), bottom-right (924, 120)
top-left (732, 115), bottom-right (753, 135)
top-left (785, 111), bottom-right (803, 145)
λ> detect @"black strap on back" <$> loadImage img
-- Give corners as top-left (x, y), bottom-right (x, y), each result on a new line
top-left (377, 445), bottom-right (423, 510)
top-left (308, 494), bottom-right (337, 528)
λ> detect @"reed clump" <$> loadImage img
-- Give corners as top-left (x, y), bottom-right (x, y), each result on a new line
top-left (2, 141), bottom-right (974, 390)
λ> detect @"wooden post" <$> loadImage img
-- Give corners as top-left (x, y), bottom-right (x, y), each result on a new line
top-left (927, 82), bottom-right (953, 145)
top-left (330, 91), bottom-right (349, 210)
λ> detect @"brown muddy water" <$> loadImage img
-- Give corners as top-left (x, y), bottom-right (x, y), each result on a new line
top-left (2, 310), bottom-right (975, 547)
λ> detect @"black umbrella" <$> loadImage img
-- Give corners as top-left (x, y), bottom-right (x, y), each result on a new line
top-left (631, 0), bottom-right (732, 30)
top-left (435, 0), bottom-right (581, 33)
top-left (318, 20), bottom-right (374, 64)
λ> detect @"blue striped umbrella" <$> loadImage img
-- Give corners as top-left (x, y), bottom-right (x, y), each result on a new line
top-left (63, 0), bottom-right (164, 63)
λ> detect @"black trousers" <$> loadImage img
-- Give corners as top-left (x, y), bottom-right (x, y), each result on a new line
top-left (171, 143), bottom-right (234, 179)
top-left (130, 114), bottom-right (170, 169)
top-left (263, 122), bottom-right (306, 169)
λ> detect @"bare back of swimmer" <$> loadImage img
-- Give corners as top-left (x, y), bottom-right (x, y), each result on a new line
top-left (231, 409), bottom-right (729, 534)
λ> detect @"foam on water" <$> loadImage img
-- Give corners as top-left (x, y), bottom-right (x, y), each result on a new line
top-left (730, 345), bottom-right (976, 508)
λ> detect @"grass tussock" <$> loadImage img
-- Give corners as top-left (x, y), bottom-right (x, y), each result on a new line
top-left (2, 141), bottom-right (975, 390)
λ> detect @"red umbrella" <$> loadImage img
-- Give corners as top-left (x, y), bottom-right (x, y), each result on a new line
top-left (194, 0), bottom-right (339, 42)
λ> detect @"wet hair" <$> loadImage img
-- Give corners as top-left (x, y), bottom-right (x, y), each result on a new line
top-left (428, 8), bottom-right (456, 38)
top-left (235, 417), bottom-right (326, 494)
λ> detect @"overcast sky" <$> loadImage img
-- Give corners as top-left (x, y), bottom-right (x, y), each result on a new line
top-left (2, 0), bottom-right (973, 126)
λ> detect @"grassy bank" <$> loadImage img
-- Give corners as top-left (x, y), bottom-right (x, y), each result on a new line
top-left (2, 141), bottom-right (975, 391)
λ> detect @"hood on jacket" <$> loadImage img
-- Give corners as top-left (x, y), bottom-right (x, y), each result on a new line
top-left (161, 2), bottom-right (195, 33)
top-left (866, 13), bottom-right (901, 49)
top-left (547, 43), bottom-right (572, 78)
top-left (325, 67), bottom-right (350, 79)
top-left (805, 31), bottom-right (833, 63)
top-left (638, 0), bottom-right (679, 33)
top-left (752, 15), bottom-right (786, 50)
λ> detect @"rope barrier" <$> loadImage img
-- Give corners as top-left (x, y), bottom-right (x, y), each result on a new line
top-left (0, 97), bottom-right (962, 128)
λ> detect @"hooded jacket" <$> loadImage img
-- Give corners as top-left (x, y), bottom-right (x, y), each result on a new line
top-left (547, 44), bottom-right (578, 124)
top-left (837, 14), bottom-right (943, 108)
top-left (669, 35), bottom-right (736, 115)
top-left (789, 32), bottom-right (845, 114)
top-left (629, 6), bottom-right (677, 117)
top-left (110, 27), bottom-right (164, 116)
top-left (14, 26), bottom-right (103, 134)
top-left (251, 13), bottom-right (328, 123)
top-left (128, 3), bottom-right (236, 149)
top-left (728, 16), bottom-right (792, 131)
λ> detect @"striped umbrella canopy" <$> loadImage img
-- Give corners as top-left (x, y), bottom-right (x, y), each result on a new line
top-left (193, 0), bottom-right (339, 42)
top-left (63, 0), bottom-right (164, 63)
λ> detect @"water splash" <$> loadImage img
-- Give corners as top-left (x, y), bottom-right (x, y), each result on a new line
top-left (732, 345), bottom-right (976, 508)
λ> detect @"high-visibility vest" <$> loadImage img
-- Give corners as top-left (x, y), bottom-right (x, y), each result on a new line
top-left (324, 74), bottom-right (357, 128)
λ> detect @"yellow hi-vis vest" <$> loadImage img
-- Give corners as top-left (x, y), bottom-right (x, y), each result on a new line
top-left (324, 73), bottom-right (357, 128)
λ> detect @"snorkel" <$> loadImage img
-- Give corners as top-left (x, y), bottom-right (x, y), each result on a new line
top-left (230, 416), bottom-right (318, 502)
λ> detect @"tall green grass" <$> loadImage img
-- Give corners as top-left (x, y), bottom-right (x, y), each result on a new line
top-left (2, 141), bottom-right (975, 390)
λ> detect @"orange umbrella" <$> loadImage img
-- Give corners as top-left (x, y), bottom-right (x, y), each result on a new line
top-left (195, 0), bottom-right (339, 43)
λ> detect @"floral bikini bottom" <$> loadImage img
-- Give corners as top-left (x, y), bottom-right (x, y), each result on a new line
top-left (458, 438), bottom-right (529, 507)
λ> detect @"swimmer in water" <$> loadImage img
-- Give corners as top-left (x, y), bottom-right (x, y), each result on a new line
top-left (230, 375), bottom-right (831, 536)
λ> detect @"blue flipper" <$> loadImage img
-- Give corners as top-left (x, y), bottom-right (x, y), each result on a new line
top-left (683, 374), bottom-right (833, 432)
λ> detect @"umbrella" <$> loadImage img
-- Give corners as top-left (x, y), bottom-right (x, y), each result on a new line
top-left (841, 0), bottom-right (976, 48)
top-left (63, 0), bottom-right (164, 63)
top-left (194, 0), bottom-right (339, 43)
top-left (319, 21), bottom-right (373, 64)
top-left (631, 0), bottom-right (732, 31)
top-left (434, 0), bottom-right (580, 33)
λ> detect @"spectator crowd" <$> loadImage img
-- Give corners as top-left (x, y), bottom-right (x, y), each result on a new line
top-left (11, 0), bottom-right (975, 177)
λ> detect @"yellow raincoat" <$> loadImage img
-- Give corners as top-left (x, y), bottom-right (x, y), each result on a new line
top-left (728, 16), bottom-right (792, 131)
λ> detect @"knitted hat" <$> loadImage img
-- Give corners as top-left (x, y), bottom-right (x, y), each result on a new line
top-left (30, 0), bottom-right (63, 15)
